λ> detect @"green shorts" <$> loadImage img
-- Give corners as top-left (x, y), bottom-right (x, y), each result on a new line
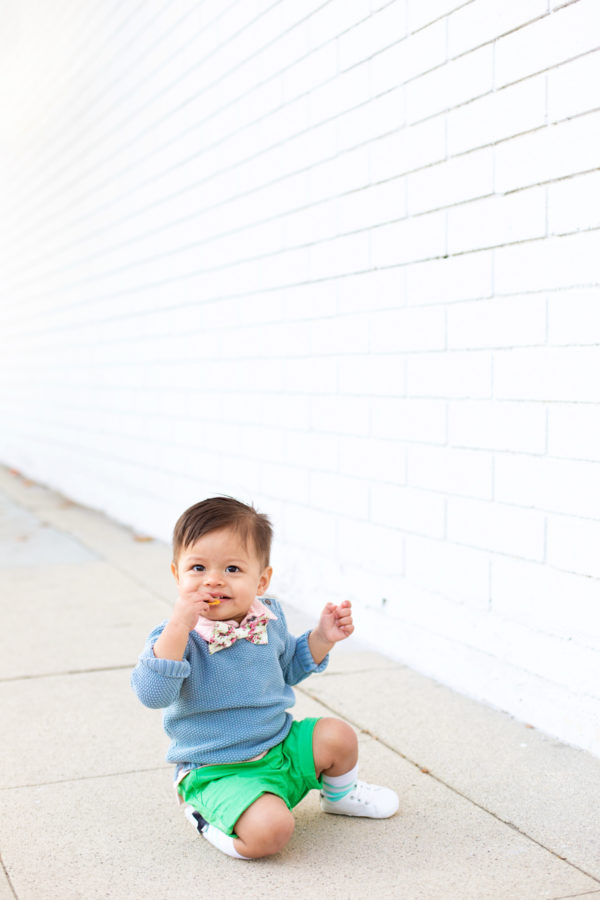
top-left (178, 717), bottom-right (322, 836)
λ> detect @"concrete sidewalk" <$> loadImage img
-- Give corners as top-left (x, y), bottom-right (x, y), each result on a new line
top-left (0, 466), bottom-right (599, 900)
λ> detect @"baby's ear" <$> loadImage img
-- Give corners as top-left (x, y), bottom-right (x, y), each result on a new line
top-left (170, 561), bottom-right (179, 583)
top-left (257, 566), bottom-right (273, 595)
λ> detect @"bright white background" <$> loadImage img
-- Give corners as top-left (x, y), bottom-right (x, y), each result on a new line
top-left (1, 0), bottom-right (599, 753)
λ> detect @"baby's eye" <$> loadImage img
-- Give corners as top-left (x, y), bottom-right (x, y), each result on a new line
top-left (191, 564), bottom-right (205, 572)
top-left (226, 565), bottom-right (240, 573)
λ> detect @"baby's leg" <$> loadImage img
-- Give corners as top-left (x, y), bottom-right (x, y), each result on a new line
top-left (313, 717), bottom-right (399, 819)
top-left (312, 716), bottom-right (358, 776)
top-left (233, 793), bottom-right (295, 859)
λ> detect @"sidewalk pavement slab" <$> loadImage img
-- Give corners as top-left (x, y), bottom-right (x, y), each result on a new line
top-left (1, 466), bottom-right (600, 899)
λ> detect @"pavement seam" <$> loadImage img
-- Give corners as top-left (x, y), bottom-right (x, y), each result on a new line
top-left (550, 891), bottom-right (600, 900)
top-left (0, 852), bottom-right (19, 899)
top-left (0, 766), bottom-right (171, 792)
top-left (0, 664), bottom-right (135, 683)
top-left (0, 472), bottom-right (173, 607)
top-left (297, 684), bottom-right (600, 888)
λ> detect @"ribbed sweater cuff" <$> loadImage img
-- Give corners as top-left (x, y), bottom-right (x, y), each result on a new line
top-left (140, 652), bottom-right (191, 678)
top-left (297, 630), bottom-right (329, 673)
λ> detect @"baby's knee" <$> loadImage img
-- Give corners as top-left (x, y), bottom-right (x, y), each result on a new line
top-left (316, 717), bottom-right (358, 753)
top-left (254, 813), bottom-right (295, 856)
top-left (235, 796), bottom-right (295, 858)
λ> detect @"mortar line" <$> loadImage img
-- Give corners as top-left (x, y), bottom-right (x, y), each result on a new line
top-left (297, 685), bottom-right (600, 887)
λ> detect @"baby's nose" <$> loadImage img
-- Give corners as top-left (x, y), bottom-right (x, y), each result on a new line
top-left (204, 569), bottom-right (223, 584)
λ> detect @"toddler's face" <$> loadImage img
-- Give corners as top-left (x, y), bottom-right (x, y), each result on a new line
top-left (172, 527), bottom-right (272, 624)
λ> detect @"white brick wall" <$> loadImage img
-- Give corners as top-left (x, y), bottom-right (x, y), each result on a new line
top-left (1, 0), bottom-right (600, 754)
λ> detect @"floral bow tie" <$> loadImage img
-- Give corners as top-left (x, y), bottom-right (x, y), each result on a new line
top-left (208, 615), bottom-right (270, 655)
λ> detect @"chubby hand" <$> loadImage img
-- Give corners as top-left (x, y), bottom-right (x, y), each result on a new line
top-left (317, 600), bottom-right (354, 644)
top-left (171, 588), bottom-right (214, 632)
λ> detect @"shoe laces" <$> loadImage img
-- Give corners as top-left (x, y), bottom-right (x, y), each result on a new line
top-left (348, 780), bottom-right (375, 805)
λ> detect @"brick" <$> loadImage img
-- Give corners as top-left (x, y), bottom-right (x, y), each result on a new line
top-left (486, 619), bottom-right (600, 696)
top-left (405, 251), bottom-right (493, 306)
top-left (283, 357), bottom-right (338, 395)
top-left (307, 61), bottom-right (371, 127)
top-left (371, 482), bottom-right (446, 537)
top-left (548, 404), bottom-right (600, 462)
top-left (406, 0), bottom-right (464, 32)
top-left (284, 430), bottom-right (339, 472)
top-left (259, 461), bottom-right (309, 504)
top-left (494, 231), bottom-right (600, 295)
top-left (495, 0), bottom-right (600, 87)
top-left (495, 111), bottom-right (600, 193)
top-left (282, 198), bottom-right (337, 248)
top-left (447, 187), bottom-right (546, 254)
top-left (547, 514), bottom-right (600, 578)
top-left (282, 44), bottom-right (337, 103)
top-left (405, 536), bottom-right (491, 609)
top-left (447, 497), bottom-right (546, 560)
top-left (548, 289), bottom-right (600, 345)
top-left (338, 353), bottom-right (406, 396)
top-left (309, 470), bottom-right (370, 517)
top-left (447, 295), bottom-right (547, 349)
top-left (447, 74), bottom-right (546, 155)
top-left (496, 453), bottom-right (600, 520)
top-left (339, 435), bottom-right (406, 483)
top-left (548, 170), bottom-right (600, 237)
top-left (309, 231), bottom-right (371, 280)
top-left (406, 45), bottom-right (494, 122)
top-left (280, 503), bottom-right (338, 556)
top-left (310, 313), bottom-right (371, 356)
top-left (337, 88), bottom-right (404, 152)
top-left (408, 444), bottom-right (493, 499)
top-left (336, 267), bottom-right (407, 313)
top-left (370, 115), bottom-right (446, 181)
top-left (310, 395), bottom-right (372, 435)
top-left (407, 147), bottom-right (494, 215)
top-left (494, 346), bottom-right (600, 402)
top-left (338, 0), bottom-right (406, 70)
top-left (309, 145), bottom-right (370, 202)
top-left (338, 518), bottom-right (405, 574)
top-left (371, 210), bottom-right (446, 266)
top-left (407, 351), bottom-right (492, 399)
top-left (491, 556), bottom-right (600, 643)
top-left (370, 305), bottom-right (446, 352)
top-left (449, 400), bottom-right (547, 453)
top-left (548, 49), bottom-right (600, 121)
top-left (371, 19), bottom-right (447, 96)
top-left (337, 176), bottom-right (406, 233)
top-left (308, 0), bottom-right (371, 48)
top-left (447, 0), bottom-right (547, 57)
top-left (372, 397), bottom-right (447, 443)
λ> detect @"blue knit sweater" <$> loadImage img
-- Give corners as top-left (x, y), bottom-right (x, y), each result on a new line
top-left (130, 598), bottom-right (329, 767)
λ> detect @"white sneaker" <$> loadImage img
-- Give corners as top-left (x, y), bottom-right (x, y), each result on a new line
top-left (320, 780), bottom-right (399, 818)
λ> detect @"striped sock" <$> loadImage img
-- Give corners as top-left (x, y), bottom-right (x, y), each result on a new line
top-left (321, 763), bottom-right (359, 802)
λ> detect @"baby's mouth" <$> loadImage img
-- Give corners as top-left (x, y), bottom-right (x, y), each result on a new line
top-left (207, 594), bottom-right (230, 605)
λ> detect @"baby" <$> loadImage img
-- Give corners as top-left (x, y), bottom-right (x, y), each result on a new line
top-left (131, 496), bottom-right (398, 859)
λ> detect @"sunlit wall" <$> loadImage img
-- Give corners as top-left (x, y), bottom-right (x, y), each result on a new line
top-left (1, 0), bottom-right (600, 753)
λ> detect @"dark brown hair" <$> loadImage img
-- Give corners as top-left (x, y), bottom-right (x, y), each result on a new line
top-left (172, 496), bottom-right (273, 568)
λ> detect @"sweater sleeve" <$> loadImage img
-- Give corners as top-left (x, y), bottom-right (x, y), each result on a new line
top-left (130, 622), bottom-right (191, 709)
top-left (282, 629), bottom-right (329, 685)
top-left (273, 602), bottom-right (329, 685)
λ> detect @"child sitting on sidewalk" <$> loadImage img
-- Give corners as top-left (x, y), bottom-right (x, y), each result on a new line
top-left (131, 496), bottom-right (398, 859)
